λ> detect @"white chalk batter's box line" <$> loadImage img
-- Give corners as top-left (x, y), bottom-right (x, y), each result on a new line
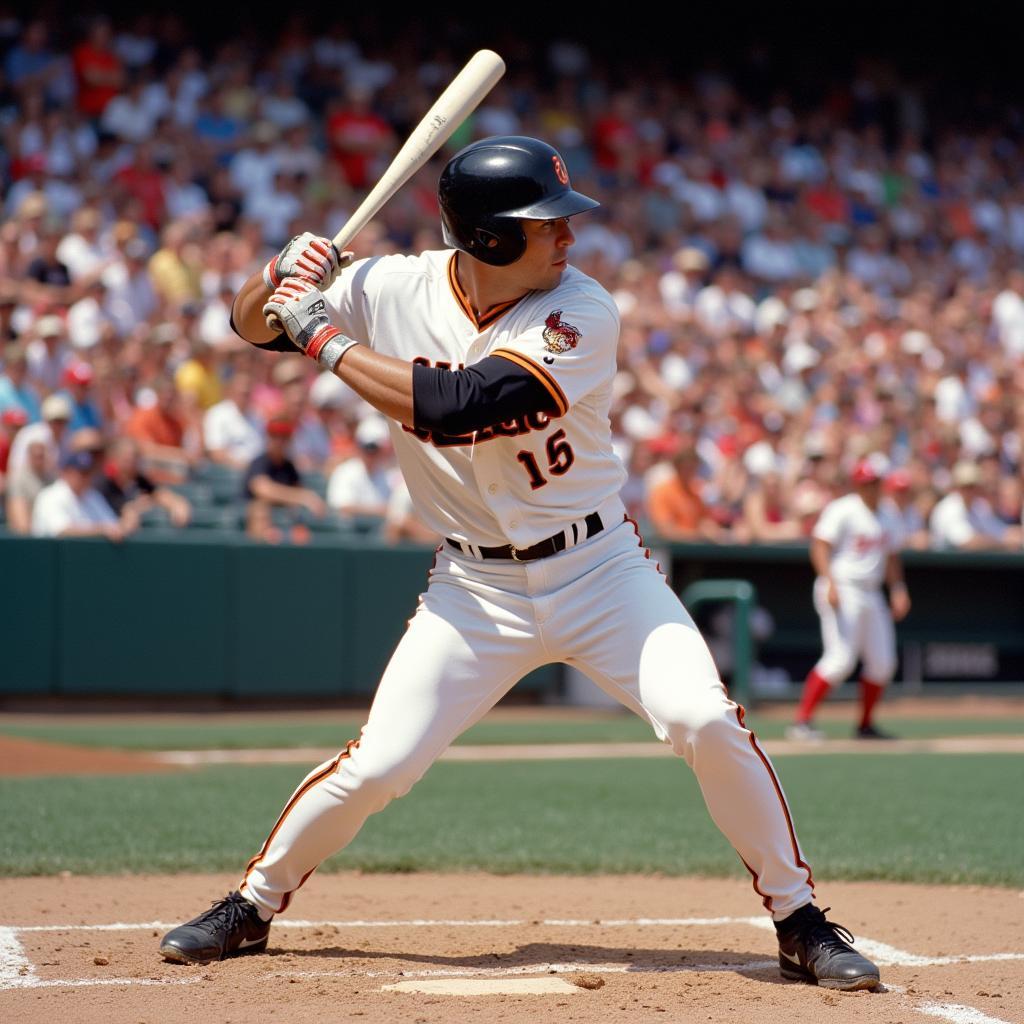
top-left (1, 917), bottom-right (1021, 1024)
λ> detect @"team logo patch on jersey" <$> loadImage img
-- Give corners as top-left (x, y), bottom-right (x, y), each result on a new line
top-left (542, 310), bottom-right (581, 354)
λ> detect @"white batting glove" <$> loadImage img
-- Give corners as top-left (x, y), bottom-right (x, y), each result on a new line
top-left (262, 232), bottom-right (354, 290)
top-left (262, 278), bottom-right (360, 370)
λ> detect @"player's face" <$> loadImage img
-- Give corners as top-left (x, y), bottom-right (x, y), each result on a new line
top-left (513, 217), bottom-right (576, 291)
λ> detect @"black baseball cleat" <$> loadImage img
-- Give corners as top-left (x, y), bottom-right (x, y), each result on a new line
top-left (855, 723), bottom-right (897, 740)
top-left (775, 904), bottom-right (880, 991)
top-left (159, 891), bottom-right (271, 965)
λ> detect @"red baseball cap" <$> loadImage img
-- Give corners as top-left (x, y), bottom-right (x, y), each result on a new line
top-left (884, 469), bottom-right (912, 493)
top-left (266, 417), bottom-right (296, 438)
top-left (64, 362), bottom-right (94, 387)
top-left (851, 455), bottom-right (888, 484)
top-left (2, 407), bottom-right (28, 427)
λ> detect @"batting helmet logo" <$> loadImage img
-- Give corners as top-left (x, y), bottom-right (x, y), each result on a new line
top-left (552, 155), bottom-right (569, 185)
top-left (542, 310), bottom-right (581, 353)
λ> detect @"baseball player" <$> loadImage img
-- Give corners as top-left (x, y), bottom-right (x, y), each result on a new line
top-left (789, 455), bottom-right (911, 741)
top-left (159, 136), bottom-right (879, 991)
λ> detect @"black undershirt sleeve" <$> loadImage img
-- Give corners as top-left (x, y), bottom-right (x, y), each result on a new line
top-left (229, 302), bottom-right (294, 352)
top-left (413, 356), bottom-right (560, 435)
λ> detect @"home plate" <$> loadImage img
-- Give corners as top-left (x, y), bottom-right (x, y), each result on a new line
top-left (382, 977), bottom-right (583, 996)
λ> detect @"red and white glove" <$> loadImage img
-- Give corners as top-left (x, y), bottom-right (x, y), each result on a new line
top-left (262, 278), bottom-right (360, 369)
top-left (262, 232), bottom-right (354, 290)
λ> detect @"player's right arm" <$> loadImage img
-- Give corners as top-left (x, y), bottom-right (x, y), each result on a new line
top-left (809, 537), bottom-right (838, 607)
top-left (810, 499), bottom-right (845, 607)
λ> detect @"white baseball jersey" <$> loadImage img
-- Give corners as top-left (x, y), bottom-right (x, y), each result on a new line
top-left (322, 250), bottom-right (627, 549)
top-left (812, 493), bottom-right (901, 588)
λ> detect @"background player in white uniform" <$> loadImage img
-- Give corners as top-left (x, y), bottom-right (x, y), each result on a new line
top-left (159, 137), bottom-right (879, 991)
top-left (789, 455), bottom-right (911, 741)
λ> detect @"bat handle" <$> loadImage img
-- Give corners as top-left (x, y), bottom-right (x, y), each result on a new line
top-left (265, 311), bottom-right (283, 333)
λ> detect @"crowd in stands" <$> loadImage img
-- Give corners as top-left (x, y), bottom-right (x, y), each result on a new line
top-left (1, 16), bottom-right (1023, 550)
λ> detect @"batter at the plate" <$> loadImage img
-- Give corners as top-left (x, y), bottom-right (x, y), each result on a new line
top-left (159, 136), bottom-right (880, 992)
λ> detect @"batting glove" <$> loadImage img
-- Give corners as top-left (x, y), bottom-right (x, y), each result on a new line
top-left (262, 278), bottom-right (360, 370)
top-left (262, 232), bottom-right (354, 290)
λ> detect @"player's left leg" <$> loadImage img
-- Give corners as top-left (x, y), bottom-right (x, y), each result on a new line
top-left (855, 591), bottom-right (898, 739)
top-left (541, 521), bottom-right (880, 989)
top-left (542, 521), bottom-right (813, 918)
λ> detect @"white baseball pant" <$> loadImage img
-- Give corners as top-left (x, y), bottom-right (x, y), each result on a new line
top-left (239, 511), bottom-right (815, 919)
top-left (812, 577), bottom-right (897, 685)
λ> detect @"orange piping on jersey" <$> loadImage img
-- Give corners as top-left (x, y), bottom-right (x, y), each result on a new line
top-left (241, 738), bottom-right (360, 910)
top-left (734, 704), bottom-right (815, 897)
top-left (276, 864), bottom-right (319, 914)
top-left (740, 855), bottom-right (774, 912)
top-left (624, 515), bottom-right (673, 585)
top-left (447, 253), bottom-right (527, 331)
top-left (491, 348), bottom-right (569, 417)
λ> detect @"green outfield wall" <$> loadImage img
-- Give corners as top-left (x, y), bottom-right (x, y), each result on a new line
top-left (1, 533), bottom-right (1022, 697)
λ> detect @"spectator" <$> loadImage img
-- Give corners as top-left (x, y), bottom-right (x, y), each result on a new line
top-left (742, 471), bottom-right (803, 543)
top-left (175, 339), bottom-right (223, 412)
top-left (58, 361), bottom-right (104, 432)
top-left (25, 315), bottom-right (72, 393)
top-left (56, 207), bottom-right (107, 282)
top-left (5, 21), bottom-right (60, 96)
top-left (326, 416), bottom-right (393, 519)
top-left (125, 376), bottom-right (194, 479)
top-left (31, 449), bottom-right (127, 539)
top-left (658, 247), bottom-right (709, 318)
top-left (98, 436), bottom-right (191, 527)
top-left (72, 18), bottom-right (124, 119)
top-left (646, 449), bottom-right (726, 542)
top-left (243, 170), bottom-right (304, 248)
top-left (203, 371), bottom-right (262, 469)
top-left (0, 344), bottom-right (42, 423)
top-left (229, 122), bottom-right (280, 202)
top-left (929, 463), bottom-right (1008, 551)
top-left (326, 86), bottom-right (393, 190)
top-left (25, 222), bottom-right (73, 298)
top-left (114, 142), bottom-right (167, 230)
top-left (5, 427), bottom-right (54, 534)
top-left (243, 417), bottom-right (325, 543)
top-left (7, 393), bottom-right (72, 477)
top-left (148, 221), bottom-right (201, 304)
top-left (102, 235), bottom-right (158, 335)
top-left (880, 469), bottom-right (930, 550)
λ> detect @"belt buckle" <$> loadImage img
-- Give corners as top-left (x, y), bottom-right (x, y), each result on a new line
top-left (510, 546), bottom-right (525, 562)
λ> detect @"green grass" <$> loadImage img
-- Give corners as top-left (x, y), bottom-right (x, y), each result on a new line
top-left (3, 754), bottom-right (1022, 884)
top-left (2, 714), bottom-right (1023, 750)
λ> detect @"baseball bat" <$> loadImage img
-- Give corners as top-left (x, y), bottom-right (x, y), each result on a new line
top-left (265, 49), bottom-right (506, 330)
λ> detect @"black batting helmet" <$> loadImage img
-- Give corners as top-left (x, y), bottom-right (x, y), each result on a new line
top-left (438, 136), bottom-right (599, 267)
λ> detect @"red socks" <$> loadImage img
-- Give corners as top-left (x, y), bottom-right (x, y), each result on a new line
top-left (796, 669), bottom-right (831, 724)
top-left (859, 678), bottom-right (885, 730)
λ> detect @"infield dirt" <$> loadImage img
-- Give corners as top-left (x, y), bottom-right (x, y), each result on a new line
top-left (3, 873), bottom-right (1022, 1024)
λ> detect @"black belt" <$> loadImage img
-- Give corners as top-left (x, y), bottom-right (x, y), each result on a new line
top-left (446, 512), bottom-right (604, 562)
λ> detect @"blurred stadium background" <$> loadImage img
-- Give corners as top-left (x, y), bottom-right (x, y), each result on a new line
top-left (3, 8), bottom-right (1024, 704)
